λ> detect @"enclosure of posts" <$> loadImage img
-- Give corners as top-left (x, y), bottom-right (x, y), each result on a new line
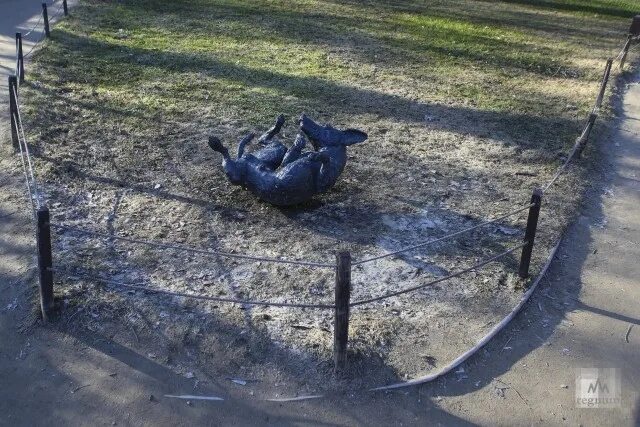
top-left (7, 7), bottom-right (640, 373)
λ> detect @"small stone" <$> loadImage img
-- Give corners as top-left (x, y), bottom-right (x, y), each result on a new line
top-left (149, 394), bottom-right (155, 401)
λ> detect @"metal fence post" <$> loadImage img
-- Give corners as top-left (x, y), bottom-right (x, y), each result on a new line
top-left (63, 0), bottom-right (68, 16)
top-left (37, 207), bottom-right (54, 321)
top-left (334, 251), bottom-right (351, 374)
top-left (8, 76), bottom-right (20, 151)
top-left (42, 3), bottom-right (50, 37)
top-left (519, 189), bottom-right (542, 278)
top-left (16, 32), bottom-right (25, 84)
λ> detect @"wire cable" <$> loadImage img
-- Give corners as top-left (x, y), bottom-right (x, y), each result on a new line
top-left (350, 243), bottom-right (526, 307)
top-left (352, 203), bottom-right (532, 266)
top-left (12, 85), bottom-right (42, 208)
top-left (51, 267), bottom-right (336, 309)
top-left (49, 224), bottom-right (336, 268)
top-left (11, 113), bottom-right (37, 218)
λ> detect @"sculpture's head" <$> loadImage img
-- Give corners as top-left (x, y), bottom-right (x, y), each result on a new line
top-left (299, 114), bottom-right (368, 150)
top-left (208, 136), bottom-right (245, 185)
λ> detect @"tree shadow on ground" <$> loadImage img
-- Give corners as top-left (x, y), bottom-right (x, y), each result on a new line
top-left (112, 0), bottom-right (585, 80)
top-left (407, 64), bottom-right (640, 412)
top-left (38, 29), bottom-right (582, 153)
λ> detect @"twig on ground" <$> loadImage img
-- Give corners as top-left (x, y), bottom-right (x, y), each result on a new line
top-left (495, 379), bottom-right (528, 405)
top-left (625, 324), bottom-right (633, 343)
top-left (164, 394), bottom-right (224, 401)
top-left (71, 384), bottom-right (91, 393)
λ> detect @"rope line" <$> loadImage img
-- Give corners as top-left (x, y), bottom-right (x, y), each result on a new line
top-left (51, 243), bottom-right (525, 308)
top-left (350, 243), bottom-right (527, 307)
top-left (11, 113), bottom-right (37, 218)
top-left (50, 267), bottom-right (336, 309)
top-left (22, 12), bottom-right (43, 37)
top-left (352, 203), bottom-right (532, 266)
top-left (23, 33), bottom-right (46, 59)
top-left (49, 224), bottom-right (336, 268)
top-left (12, 85), bottom-right (42, 208)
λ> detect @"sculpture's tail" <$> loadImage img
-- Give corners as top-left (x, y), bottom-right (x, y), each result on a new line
top-left (299, 114), bottom-right (367, 148)
top-left (208, 136), bottom-right (230, 159)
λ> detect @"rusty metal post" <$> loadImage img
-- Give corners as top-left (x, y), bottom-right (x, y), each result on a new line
top-left (16, 32), bottom-right (25, 84)
top-left (42, 3), bottom-right (50, 37)
top-left (333, 251), bottom-right (351, 374)
top-left (8, 76), bottom-right (19, 151)
top-left (37, 206), bottom-right (54, 321)
top-left (519, 189), bottom-right (542, 278)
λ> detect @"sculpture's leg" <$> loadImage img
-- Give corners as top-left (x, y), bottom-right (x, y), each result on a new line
top-left (237, 132), bottom-right (255, 159)
top-left (280, 133), bottom-right (307, 168)
top-left (258, 114), bottom-right (286, 145)
top-left (311, 151), bottom-right (332, 193)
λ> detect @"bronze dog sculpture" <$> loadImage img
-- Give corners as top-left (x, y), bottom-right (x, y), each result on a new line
top-left (208, 114), bottom-right (367, 206)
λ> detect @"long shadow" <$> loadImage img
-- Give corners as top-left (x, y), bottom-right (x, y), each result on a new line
top-left (331, 0), bottom-right (630, 43)
top-left (110, 0), bottom-right (584, 79)
top-left (52, 270), bottom-right (477, 425)
top-left (36, 29), bottom-right (582, 152)
top-left (488, 0), bottom-right (638, 19)
top-left (409, 61), bottom-right (639, 405)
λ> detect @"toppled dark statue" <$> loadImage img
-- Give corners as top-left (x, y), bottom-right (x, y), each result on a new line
top-left (208, 114), bottom-right (367, 206)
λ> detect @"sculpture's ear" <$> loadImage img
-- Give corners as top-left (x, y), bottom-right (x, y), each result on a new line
top-left (341, 129), bottom-right (368, 146)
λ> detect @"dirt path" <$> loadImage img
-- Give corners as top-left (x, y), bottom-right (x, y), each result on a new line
top-left (1, 4), bottom-right (638, 426)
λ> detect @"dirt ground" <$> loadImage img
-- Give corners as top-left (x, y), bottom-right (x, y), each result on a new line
top-left (1, 1), bottom-right (639, 426)
top-left (14, 0), bottom-right (590, 391)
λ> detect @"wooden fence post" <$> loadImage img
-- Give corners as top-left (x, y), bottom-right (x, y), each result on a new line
top-left (519, 189), bottom-right (542, 278)
top-left (8, 76), bottom-right (20, 151)
top-left (594, 59), bottom-right (612, 110)
top-left (37, 206), bottom-right (54, 321)
top-left (63, 0), bottom-right (69, 16)
top-left (576, 112), bottom-right (598, 157)
top-left (42, 3), bottom-right (50, 37)
top-left (16, 32), bottom-right (25, 84)
top-left (620, 35), bottom-right (633, 70)
top-left (334, 251), bottom-right (351, 375)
